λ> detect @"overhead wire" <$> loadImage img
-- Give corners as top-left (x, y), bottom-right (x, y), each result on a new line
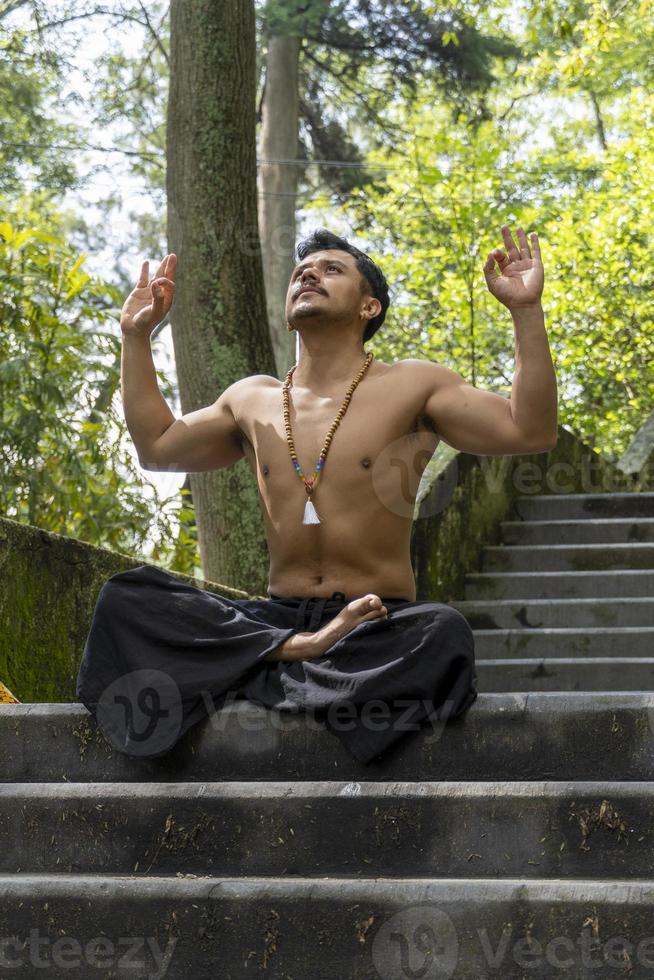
top-left (0, 140), bottom-right (618, 180)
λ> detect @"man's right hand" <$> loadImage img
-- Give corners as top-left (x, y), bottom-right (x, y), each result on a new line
top-left (120, 253), bottom-right (177, 338)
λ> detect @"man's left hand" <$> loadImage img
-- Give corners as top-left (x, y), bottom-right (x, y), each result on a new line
top-left (483, 225), bottom-right (544, 310)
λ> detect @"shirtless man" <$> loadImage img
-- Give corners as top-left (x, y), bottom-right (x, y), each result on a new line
top-left (119, 227), bottom-right (557, 664)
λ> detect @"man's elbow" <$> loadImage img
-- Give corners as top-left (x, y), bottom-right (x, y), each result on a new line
top-left (527, 431), bottom-right (558, 453)
top-left (545, 425), bottom-right (559, 450)
top-left (137, 453), bottom-right (160, 471)
top-left (136, 443), bottom-right (165, 471)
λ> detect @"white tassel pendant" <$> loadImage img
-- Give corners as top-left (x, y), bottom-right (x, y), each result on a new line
top-left (303, 498), bottom-right (321, 525)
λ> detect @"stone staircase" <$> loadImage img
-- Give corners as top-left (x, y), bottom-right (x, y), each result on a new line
top-left (459, 492), bottom-right (654, 694)
top-left (1, 491), bottom-right (654, 978)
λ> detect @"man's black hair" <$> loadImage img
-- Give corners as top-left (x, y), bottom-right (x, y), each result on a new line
top-left (294, 228), bottom-right (390, 343)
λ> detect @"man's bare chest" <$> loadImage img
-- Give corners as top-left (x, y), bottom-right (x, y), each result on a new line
top-left (235, 368), bottom-right (439, 491)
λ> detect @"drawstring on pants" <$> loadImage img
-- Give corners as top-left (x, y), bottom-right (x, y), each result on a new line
top-left (295, 591), bottom-right (347, 632)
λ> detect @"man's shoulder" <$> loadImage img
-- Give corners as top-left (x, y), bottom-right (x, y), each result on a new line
top-left (224, 373), bottom-right (279, 402)
top-left (388, 360), bottom-right (458, 414)
top-left (233, 373), bottom-right (280, 389)
top-left (215, 374), bottom-right (278, 422)
top-left (389, 358), bottom-right (445, 381)
top-left (219, 375), bottom-right (279, 445)
top-left (393, 357), bottom-right (440, 371)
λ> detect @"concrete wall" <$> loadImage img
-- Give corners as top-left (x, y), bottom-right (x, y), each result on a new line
top-left (618, 409), bottom-right (654, 491)
top-left (0, 517), bottom-right (249, 703)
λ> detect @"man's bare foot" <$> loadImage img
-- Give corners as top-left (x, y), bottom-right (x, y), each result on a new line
top-left (311, 594), bottom-right (389, 656)
top-left (264, 594), bottom-right (388, 662)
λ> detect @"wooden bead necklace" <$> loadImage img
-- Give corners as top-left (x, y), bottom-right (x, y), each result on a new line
top-left (282, 350), bottom-right (374, 524)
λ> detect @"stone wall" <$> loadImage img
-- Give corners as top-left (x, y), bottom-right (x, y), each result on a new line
top-left (618, 409), bottom-right (654, 492)
top-left (0, 517), bottom-right (248, 703)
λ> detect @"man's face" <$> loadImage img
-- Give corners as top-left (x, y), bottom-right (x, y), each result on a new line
top-left (285, 249), bottom-right (374, 327)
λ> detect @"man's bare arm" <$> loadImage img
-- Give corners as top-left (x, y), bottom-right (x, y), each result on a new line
top-left (418, 225), bottom-right (557, 456)
top-left (118, 252), bottom-right (249, 473)
top-left (121, 333), bottom-right (248, 473)
top-left (415, 352), bottom-right (557, 456)
top-left (120, 332), bottom-right (177, 464)
top-left (135, 377), bottom-right (248, 473)
top-left (507, 302), bottom-right (558, 445)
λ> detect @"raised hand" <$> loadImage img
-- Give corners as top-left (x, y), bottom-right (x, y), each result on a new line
top-left (120, 253), bottom-right (177, 338)
top-left (483, 226), bottom-right (544, 310)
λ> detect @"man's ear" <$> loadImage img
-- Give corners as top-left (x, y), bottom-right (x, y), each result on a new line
top-left (361, 297), bottom-right (381, 321)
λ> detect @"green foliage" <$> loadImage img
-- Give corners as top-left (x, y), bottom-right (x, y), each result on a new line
top-left (3, 0), bottom-right (652, 578)
top-left (0, 22), bottom-right (79, 197)
top-left (323, 0), bottom-right (654, 459)
top-left (89, 1), bottom-right (169, 193)
top-left (0, 202), bottom-right (198, 575)
top-left (334, 98), bottom-right (535, 388)
top-left (520, 0), bottom-right (654, 93)
top-left (539, 92), bottom-right (654, 454)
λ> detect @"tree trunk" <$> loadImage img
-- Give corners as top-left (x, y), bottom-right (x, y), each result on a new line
top-left (258, 33), bottom-right (301, 379)
top-left (167, 0), bottom-right (276, 594)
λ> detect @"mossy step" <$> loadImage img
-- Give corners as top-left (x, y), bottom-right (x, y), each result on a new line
top-left (453, 597), bottom-right (654, 629)
top-left (476, 658), bottom-right (654, 692)
top-left (466, 570), bottom-right (654, 600)
top-left (501, 518), bottom-right (654, 545)
top-left (514, 493), bottom-right (654, 521)
top-left (1, 780), bottom-right (653, 880)
top-left (3, 695), bottom-right (654, 782)
top-left (482, 543), bottom-right (654, 572)
top-left (1, 874), bottom-right (654, 979)
top-left (472, 627), bottom-right (654, 659)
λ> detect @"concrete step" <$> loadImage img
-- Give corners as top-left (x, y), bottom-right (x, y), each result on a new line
top-left (453, 597), bottom-right (654, 629)
top-left (1, 874), bottom-right (654, 978)
top-left (466, 570), bottom-right (654, 600)
top-left (501, 518), bottom-right (654, 545)
top-left (5, 489), bottom-right (654, 980)
top-left (0, 780), bottom-right (652, 880)
top-left (476, 658), bottom-right (654, 692)
top-left (4, 696), bottom-right (654, 781)
top-left (513, 492), bottom-right (654, 521)
top-left (481, 543), bottom-right (654, 572)
top-left (472, 627), bottom-right (654, 659)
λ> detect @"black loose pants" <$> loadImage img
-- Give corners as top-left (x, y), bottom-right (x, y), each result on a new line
top-left (76, 564), bottom-right (478, 765)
